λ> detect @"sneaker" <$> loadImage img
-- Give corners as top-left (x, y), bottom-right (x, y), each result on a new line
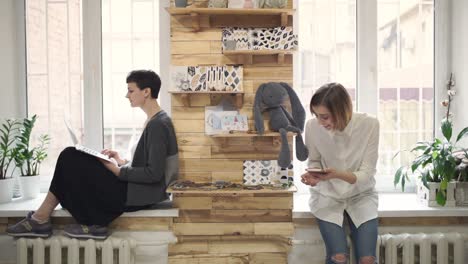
top-left (6, 211), bottom-right (52, 238)
top-left (64, 224), bottom-right (108, 240)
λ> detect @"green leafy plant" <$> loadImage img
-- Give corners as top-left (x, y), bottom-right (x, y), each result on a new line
top-left (394, 74), bottom-right (468, 205)
top-left (0, 119), bottom-right (21, 180)
top-left (14, 115), bottom-right (51, 176)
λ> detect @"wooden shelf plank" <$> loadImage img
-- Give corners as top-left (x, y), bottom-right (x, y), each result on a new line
top-left (168, 185), bottom-right (297, 194)
top-left (166, 7), bottom-right (295, 16)
top-left (210, 131), bottom-right (296, 138)
top-left (223, 50), bottom-right (295, 56)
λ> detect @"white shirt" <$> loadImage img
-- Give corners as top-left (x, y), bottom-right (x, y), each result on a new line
top-left (305, 112), bottom-right (380, 228)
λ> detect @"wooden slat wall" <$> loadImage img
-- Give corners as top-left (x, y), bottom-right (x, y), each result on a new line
top-left (171, 4), bottom-right (294, 184)
top-left (169, 1), bottom-right (294, 263)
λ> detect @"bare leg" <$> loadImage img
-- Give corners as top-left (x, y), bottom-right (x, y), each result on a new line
top-left (32, 191), bottom-right (59, 223)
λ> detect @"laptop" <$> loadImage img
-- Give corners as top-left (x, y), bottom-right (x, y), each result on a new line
top-left (64, 119), bottom-right (112, 162)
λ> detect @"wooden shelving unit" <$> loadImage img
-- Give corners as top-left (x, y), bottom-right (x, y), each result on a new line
top-left (223, 49), bottom-right (295, 64)
top-left (166, 7), bottom-right (294, 31)
top-left (169, 91), bottom-right (244, 108)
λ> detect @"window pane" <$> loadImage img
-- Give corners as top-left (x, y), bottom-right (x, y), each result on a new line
top-left (102, 0), bottom-right (160, 156)
top-left (377, 0), bottom-right (434, 192)
top-left (295, 0), bottom-right (357, 194)
top-left (26, 0), bottom-right (83, 191)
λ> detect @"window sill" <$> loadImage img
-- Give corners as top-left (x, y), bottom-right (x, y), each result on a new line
top-left (293, 193), bottom-right (468, 219)
top-left (0, 193), bottom-right (179, 218)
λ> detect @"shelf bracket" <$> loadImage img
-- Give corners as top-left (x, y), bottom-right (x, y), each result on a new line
top-left (180, 94), bottom-right (190, 107)
top-left (281, 13), bottom-right (288, 27)
top-left (190, 12), bottom-right (200, 32)
top-left (272, 136), bottom-right (281, 146)
top-left (234, 93), bottom-right (243, 109)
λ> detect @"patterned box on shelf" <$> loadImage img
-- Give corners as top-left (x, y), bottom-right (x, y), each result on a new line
top-left (250, 28), bottom-right (277, 50)
top-left (223, 65), bottom-right (243, 91)
top-left (233, 28), bottom-right (250, 50)
top-left (455, 182), bottom-right (468, 206)
top-left (243, 160), bottom-right (293, 185)
top-left (263, 0), bottom-right (288, 8)
top-left (171, 66), bottom-right (243, 92)
top-left (222, 27), bottom-right (297, 51)
top-left (416, 180), bottom-right (456, 207)
top-left (273, 26), bottom-right (297, 50)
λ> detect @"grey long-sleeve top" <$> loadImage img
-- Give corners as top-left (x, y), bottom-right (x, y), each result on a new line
top-left (119, 110), bottom-right (179, 206)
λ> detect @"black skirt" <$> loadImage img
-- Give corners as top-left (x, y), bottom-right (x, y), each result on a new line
top-left (49, 147), bottom-right (127, 226)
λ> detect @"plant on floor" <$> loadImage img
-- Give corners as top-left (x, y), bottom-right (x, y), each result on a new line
top-left (393, 73), bottom-right (468, 205)
top-left (0, 119), bottom-right (21, 180)
top-left (13, 115), bottom-right (51, 176)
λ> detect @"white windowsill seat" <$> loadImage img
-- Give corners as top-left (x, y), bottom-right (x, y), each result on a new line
top-left (1, 193), bottom-right (467, 219)
top-left (0, 193), bottom-right (178, 218)
top-left (293, 193), bottom-right (468, 219)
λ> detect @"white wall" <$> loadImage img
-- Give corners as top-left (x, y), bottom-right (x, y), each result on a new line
top-left (0, 0), bottom-right (26, 119)
top-left (451, 0), bottom-right (468, 147)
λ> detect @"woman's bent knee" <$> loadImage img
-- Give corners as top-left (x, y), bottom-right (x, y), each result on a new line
top-left (359, 256), bottom-right (376, 264)
top-left (331, 253), bottom-right (347, 264)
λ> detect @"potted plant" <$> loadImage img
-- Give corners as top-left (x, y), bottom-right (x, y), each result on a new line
top-left (454, 150), bottom-right (468, 206)
top-left (0, 118), bottom-right (21, 203)
top-left (394, 74), bottom-right (468, 206)
top-left (14, 115), bottom-right (50, 199)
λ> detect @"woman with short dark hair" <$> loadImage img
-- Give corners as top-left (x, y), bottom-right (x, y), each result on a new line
top-left (302, 82), bottom-right (379, 264)
top-left (8, 70), bottom-right (179, 240)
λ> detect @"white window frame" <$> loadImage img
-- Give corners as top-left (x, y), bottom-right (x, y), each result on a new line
top-left (81, 0), bottom-right (171, 150)
top-left (294, 0), bottom-right (446, 193)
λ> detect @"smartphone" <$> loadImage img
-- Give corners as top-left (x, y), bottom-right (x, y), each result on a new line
top-left (306, 168), bottom-right (327, 173)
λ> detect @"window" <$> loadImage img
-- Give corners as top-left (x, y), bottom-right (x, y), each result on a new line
top-left (295, 0), bottom-right (434, 193)
top-left (25, 0), bottom-right (162, 191)
top-left (102, 0), bottom-right (161, 157)
top-left (25, 0), bottom-right (83, 191)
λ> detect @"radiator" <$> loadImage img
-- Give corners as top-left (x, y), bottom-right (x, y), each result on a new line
top-left (350, 233), bottom-right (465, 264)
top-left (16, 236), bottom-right (137, 264)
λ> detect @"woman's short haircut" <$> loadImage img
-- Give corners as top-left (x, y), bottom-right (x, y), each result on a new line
top-left (310, 82), bottom-right (353, 131)
top-left (126, 70), bottom-right (161, 99)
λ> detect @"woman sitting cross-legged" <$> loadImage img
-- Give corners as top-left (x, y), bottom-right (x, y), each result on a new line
top-left (7, 70), bottom-right (179, 240)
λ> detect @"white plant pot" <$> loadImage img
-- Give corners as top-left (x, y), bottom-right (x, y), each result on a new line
top-left (0, 178), bottom-right (14, 204)
top-left (455, 181), bottom-right (468, 206)
top-left (20, 175), bottom-right (41, 199)
top-left (416, 180), bottom-right (456, 207)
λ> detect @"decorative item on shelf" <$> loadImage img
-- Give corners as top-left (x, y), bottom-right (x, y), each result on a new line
top-left (205, 101), bottom-right (248, 135)
top-left (222, 28), bottom-right (236, 50)
top-left (208, 0), bottom-right (228, 8)
top-left (273, 26), bottom-right (297, 50)
top-left (263, 0), bottom-right (288, 8)
top-left (233, 28), bottom-right (250, 50)
top-left (206, 66), bottom-right (225, 91)
top-left (250, 28), bottom-right (277, 50)
top-left (174, 0), bottom-right (188, 7)
top-left (223, 65), bottom-right (243, 91)
top-left (14, 115), bottom-right (51, 199)
top-left (242, 160), bottom-right (293, 187)
top-left (0, 118), bottom-right (21, 204)
top-left (253, 82), bottom-right (308, 168)
top-left (393, 73), bottom-right (468, 206)
top-left (228, 0), bottom-right (245, 8)
top-left (171, 65), bottom-right (243, 92)
top-left (188, 66), bottom-right (208, 91)
top-left (253, 0), bottom-right (265, 8)
top-left (222, 27), bottom-right (297, 51)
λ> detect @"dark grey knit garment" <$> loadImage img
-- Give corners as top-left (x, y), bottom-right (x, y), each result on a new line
top-left (119, 110), bottom-right (179, 206)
